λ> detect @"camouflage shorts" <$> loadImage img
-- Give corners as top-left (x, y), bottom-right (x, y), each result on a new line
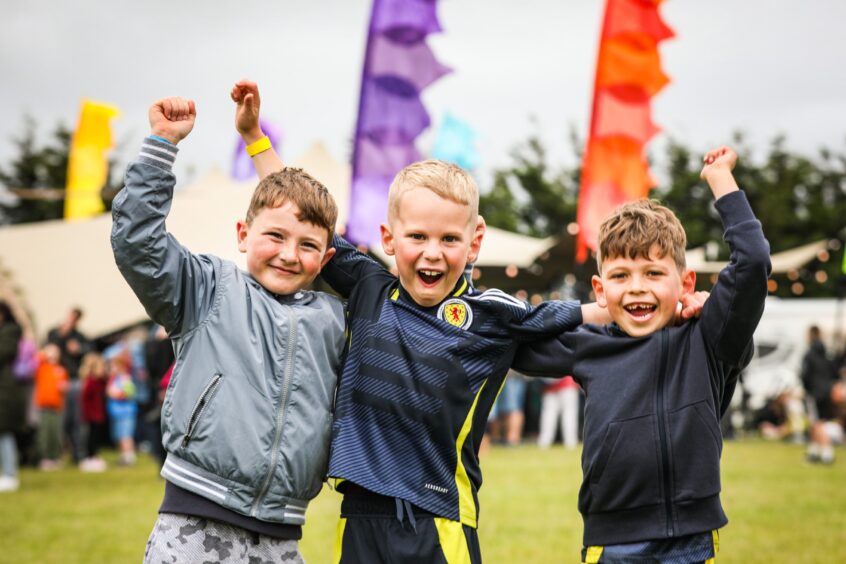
top-left (144, 513), bottom-right (305, 564)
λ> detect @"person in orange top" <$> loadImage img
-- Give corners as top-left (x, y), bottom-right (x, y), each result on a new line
top-left (34, 343), bottom-right (69, 470)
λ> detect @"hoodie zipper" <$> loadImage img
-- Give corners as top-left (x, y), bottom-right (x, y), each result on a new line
top-left (182, 374), bottom-right (223, 448)
top-left (251, 306), bottom-right (298, 517)
top-left (656, 329), bottom-right (675, 537)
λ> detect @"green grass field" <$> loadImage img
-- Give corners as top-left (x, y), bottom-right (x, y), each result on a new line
top-left (2, 440), bottom-right (844, 563)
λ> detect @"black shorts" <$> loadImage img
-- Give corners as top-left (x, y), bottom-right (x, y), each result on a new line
top-left (335, 487), bottom-right (482, 564)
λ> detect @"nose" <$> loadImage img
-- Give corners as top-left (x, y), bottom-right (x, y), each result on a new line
top-left (422, 239), bottom-right (442, 261)
top-left (629, 273), bottom-right (645, 292)
top-left (278, 240), bottom-right (298, 263)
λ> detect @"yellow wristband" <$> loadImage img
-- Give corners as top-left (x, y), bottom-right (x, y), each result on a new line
top-left (246, 135), bottom-right (272, 157)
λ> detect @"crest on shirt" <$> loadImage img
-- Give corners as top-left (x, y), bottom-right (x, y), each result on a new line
top-left (438, 298), bottom-right (473, 330)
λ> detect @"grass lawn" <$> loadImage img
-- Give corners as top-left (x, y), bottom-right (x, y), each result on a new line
top-left (1, 439), bottom-right (844, 563)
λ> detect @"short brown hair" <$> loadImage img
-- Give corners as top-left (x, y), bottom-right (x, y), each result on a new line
top-left (246, 168), bottom-right (338, 245)
top-left (597, 199), bottom-right (687, 273)
top-left (387, 160), bottom-right (478, 225)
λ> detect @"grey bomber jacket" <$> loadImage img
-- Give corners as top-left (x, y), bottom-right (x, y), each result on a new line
top-left (111, 137), bottom-right (345, 525)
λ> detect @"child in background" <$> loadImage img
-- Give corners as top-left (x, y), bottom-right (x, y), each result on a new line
top-left (34, 343), bottom-right (68, 470)
top-left (79, 352), bottom-right (108, 472)
top-left (106, 351), bottom-right (136, 466)
top-left (537, 375), bottom-right (581, 450)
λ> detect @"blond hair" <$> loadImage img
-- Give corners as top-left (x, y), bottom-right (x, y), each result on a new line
top-left (79, 352), bottom-right (106, 380)
top-left (597, 199), bottom-right (687, 273)
top-left (246, 168), bottom-right (338, 245)
top-left (387, 160), bottom-right (479, 225)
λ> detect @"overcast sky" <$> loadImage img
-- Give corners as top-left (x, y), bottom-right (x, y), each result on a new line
top-left (1, 0), bottom-right (844, 189)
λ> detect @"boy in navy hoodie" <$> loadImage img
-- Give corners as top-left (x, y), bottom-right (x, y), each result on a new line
top-left (516, 146), bottom-right (771, 563)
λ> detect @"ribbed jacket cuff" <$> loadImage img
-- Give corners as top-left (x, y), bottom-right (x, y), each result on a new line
top-left (138, 137), bottom-right (178, 170)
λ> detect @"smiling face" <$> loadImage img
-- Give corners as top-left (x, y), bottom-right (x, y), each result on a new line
top-left (381, 187), bottom-right (484, 308)
top-left (592, 247), bottom-right (695, 337)
top-left (237, 200), bottom-right (335, 296)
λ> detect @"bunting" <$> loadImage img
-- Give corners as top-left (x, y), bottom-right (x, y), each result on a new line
top-left (65, 100), bottom-right (120, 220)
top-left (347, 0), bottom-right (451, 247)
top-left (576, 0), bottom-right (674, 262)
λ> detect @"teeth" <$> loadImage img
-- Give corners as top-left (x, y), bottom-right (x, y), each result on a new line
top-left (420, 270), bottom-right (441, 276)
top-left (625, 304), bottom-right (655, 312)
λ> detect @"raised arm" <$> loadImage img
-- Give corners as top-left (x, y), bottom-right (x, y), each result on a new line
top-left (698, 146), bottom-right (771, 365)
top-left (231, 79), bottom-right (284, 179)
top-left (111, 97), bottom-right (218, 335)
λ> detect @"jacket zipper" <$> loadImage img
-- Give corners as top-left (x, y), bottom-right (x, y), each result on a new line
top-left (656, 329), bottom-right (675, 537)
top-left (251, 306), bottom-right (298, 517)
top-left (182, 374), bottom-right (223, 448)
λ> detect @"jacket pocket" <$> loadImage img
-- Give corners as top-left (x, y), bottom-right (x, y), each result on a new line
top-left (181, 374), bottom-right (223, 448)
top-left (583, 414), bottom-right (662, 513)
top-left (669, 400), bottom-right (722, 502)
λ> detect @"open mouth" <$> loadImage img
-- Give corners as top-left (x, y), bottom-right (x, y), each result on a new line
top-left (418, 269), bottom-right (444, 285)
top-left (624, 303), bottom-right (657, 319)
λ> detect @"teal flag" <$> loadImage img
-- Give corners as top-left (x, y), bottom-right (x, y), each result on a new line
top-left (431, 113), bottom-right (480, 171)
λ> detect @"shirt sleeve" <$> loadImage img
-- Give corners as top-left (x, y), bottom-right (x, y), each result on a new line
top-left (319, 234), bottom-right (388, 299)
top-left (110, 137), bottom-right (218, 336)
top-left (512, 332), bottom-right (577, 378)
top-left (699, 190), bottom-right (772, 367)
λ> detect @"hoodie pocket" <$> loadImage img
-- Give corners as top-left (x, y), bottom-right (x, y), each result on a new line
top-left (181, 373), bottom-right (223, 448)
top-left (669, 400), bottom-right (722, 501)
top-left (585, 414), bottom-right (662, 512)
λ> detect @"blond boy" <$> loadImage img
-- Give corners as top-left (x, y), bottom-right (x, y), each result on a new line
top-left (516, 147), bottom-right (771, 563)
top-left (112, 97), bottom-right (344, 563)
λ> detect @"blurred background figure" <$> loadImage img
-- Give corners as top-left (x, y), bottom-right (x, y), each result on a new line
top-left (487, 370), bottom-right (528, 447)
top-left (800, 325), bottom-right (842, 464)
top-left (34, 343), bottom-right (69, 470)
top-left (79, 352), bottom-right (108, 472)
top-left (0, 301), bottom-right (25, 492)
top-left (753, 388), bottom-right (807, 443)
top-left (537, 376), bottom-right (581, 450)
top-left (106, 351), bottom-right (137, 466)
top-left (46, 307), bottom-right (92, 465)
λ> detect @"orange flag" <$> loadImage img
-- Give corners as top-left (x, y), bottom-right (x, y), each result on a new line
top-left (576, 0), bottom-right (674, 262)
top-left (65, 100), bottom-right (120, 220)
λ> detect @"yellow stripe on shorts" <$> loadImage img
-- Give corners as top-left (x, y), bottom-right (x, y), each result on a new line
top-left (583, 545), bottom-right (603, 564)
top-left (333, 517), bottom-right (347, 564)
top-left (433, 517), bottom-right (472, 564)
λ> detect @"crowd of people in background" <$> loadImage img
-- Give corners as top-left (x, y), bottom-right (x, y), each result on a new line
top-left (0, 303), bottom-right (174, 492)
top-left (1, 299), bottom-right (845, 496)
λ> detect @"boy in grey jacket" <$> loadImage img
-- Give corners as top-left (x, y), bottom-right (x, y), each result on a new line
top-left (111, 96), bottom-right (345, 563)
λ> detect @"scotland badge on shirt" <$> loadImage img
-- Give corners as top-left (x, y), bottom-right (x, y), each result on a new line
top-left (438, 298), bottom-right (473, 330)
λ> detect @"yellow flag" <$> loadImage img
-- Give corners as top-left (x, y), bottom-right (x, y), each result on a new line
top-left (64, 99), bottom-right (120, 220)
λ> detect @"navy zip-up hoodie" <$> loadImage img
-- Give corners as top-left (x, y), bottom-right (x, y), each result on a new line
top-left (515, 190), bottom-right (771, 546)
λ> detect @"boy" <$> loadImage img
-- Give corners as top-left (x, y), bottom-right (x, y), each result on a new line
top-left (232, 80), bottom-right (705, 562)
top-left (515, 147), bottom-right (771, 563)
top-left (111, 96), bottom-right (345, 563)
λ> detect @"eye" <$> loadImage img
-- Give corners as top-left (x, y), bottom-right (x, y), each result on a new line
top-left (609, 272), bottom-right (626, 280)
top-left (409, 233), bottom-right (425, 241)
top-left (301, 241), bottom-right (320, 251)
top-left (647, 270), bottom-right (665, 277)
top-left (442, 235), bottom-right (459, 243)
top-left (267, 232), bottom-right (284, 241)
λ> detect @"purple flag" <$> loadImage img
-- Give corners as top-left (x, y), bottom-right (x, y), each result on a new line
top-left (347, 0), bottom-right (451, 247)
top-left (231, 119), bottom-right (283, 181)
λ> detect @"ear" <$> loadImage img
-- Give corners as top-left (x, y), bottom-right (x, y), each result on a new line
top-left (466, 215), bottom-right (486, 264)
top-left (591, 274), bottom-right (608, 308)
top-left (320, 246), bottom-right (336, 268)
top-left (681, 268), bottom-right (696, 295)
top-left (236, 221), bottom-right (249, 253)
top-left (380, 223), bottom-right (395, 256)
